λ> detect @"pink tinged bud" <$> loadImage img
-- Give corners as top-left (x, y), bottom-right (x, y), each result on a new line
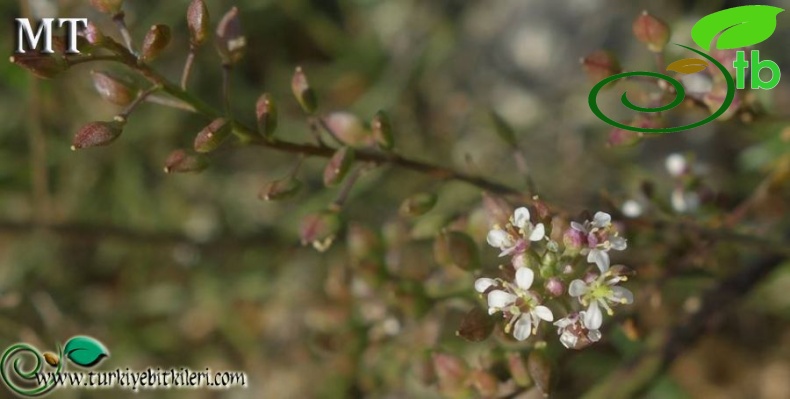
top-left (9, 53), bottom-right (67, 79)
top-left (633, 11), bottom-right (670, 53)
top-left (482, 192), bottom-right (512, 226)
top-left (91, 70), bottom-right (137, 106)
top-left (187, 0), bottom-right (210, 47)
top-left (433, 230), bottom-right (481, 271)
top-left (399, 192), bottom-right (437, 217)
top-left (431, 353), bottom-right (469, 397)
top-left (300, 210), bottom-right (341, 252)
top-left (322, 112), bottom-right (369, 146)
top-left (371, 110), bottom-right (394, 150)
top-left (163, 149), bottom-right (208, 173)
top-left (507, 352), bottom-right (532, 388)
top-left (291, 66), bottom-right (317, 114)
top-left (90, 0), bottom-right (123, 14)
top-left (215, 7), bottom-right (245, 66)
top-left (140, 25), bottom-right (171, 62)
top-left (562, 228), bottom-right (584, 255)
top-left (470, 369), bottom-right (499, 398)
top-left (258, 177), bottom-right (302, 201)
top-left (456, 306), bottom-right (495, 342)
top-left (81, 22), bottom-right (105, 45)
top-left (545, 277), bottom-right (564, 297)
top-left (255, 93), bottom-right (278, 139)
top-left (194, 118), bottom-right (231, 153)
top-left (527, 350), bottom-right (553, 397)
top-left (71, 121), bottom-right (124, 150)
top-left (581, 50), bottom-right (621, 83)
top-left (607, 126), bottom-right (643, 147)
top-left (323, 146), bottom-right (355, 187)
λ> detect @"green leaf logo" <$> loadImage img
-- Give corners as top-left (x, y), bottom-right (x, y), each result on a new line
top-left (63, 336), bottom-right (109, 368)
top-left (691, 5), bottom-right (784, 51)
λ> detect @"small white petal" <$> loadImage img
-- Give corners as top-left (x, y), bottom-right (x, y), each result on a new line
top-left (621, 200), bottom-right (642, 218)
top-left (568, 279), bottom-right (588, 297)
top-left (610, 286), bottom-right (634, 305)
top-left (528, 223), bottom-right (545, 241)
top-left (511, 253), bottom-right (527, 269)
top-left (570, 221), bottom-right (586, 232)
top-left (559, 330), bottom-right (578, 349)
top-left (665, 153), bottom-right (687, 177)
top-left (515, 267), bottom-right (534, 290)
top-left (512, 316), bottom-right (532, 341)
top-left (554, 317), bottom-right (573, 329)
top-left (513, 207), bottom-right (530, 228)
top-left (610, 236), bottom-right (627, 251)
top-left (533, 305), bottom-right (554, 322)
top-left (486, 229), bottom-right (509, 248)
top-left (592, 212), bottom-right (611, 228)
top-left (587, 329), bottom-right (602, 342)
top-left (474, 278), bottom-right (495, 293)
top-left (487, 290), bottom-right (517, 308)
top-left (583, 302), bottom-right (603, 330)
top-left (587, 249), bottom-right (610, 273)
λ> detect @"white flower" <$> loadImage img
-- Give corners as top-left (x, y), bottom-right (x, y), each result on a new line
top-left (568, 269), bottom-right (633, 330)
top-left (665, 153), bottom-right (687, 177)
top-left (671, 189), bottom-right (700, 213)
top-left (474, 267), bottom-right (554, 341)
top-left (571, 211), bottom-right (627, 273)
top-left (554, 312), bottom-right (601, 349)
top-left (621, 200), bottom-right (643, 218)
top-left (487, 207), bottom-right (545, 257)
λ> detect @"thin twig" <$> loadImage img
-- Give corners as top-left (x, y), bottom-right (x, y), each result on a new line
top-left (145, 94), bottom-right (196, 113)
top-left (180, 46), bottom-right (197, 89)
top-left (112, 12), bottom-right (136, 55)
top-left (330, 165), bottom-right (364, 211)
top-left (116, 84), bottom-right (161, 121)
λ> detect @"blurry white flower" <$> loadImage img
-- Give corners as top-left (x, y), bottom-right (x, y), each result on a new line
top-left (554, 311), bottom-right (601, 349)
top-left (671, 189), bottom-right (700, 213)
top-left (665, 153), bottom-right (687, 177)
top-left (621, 199), bottom-right (643, 218)
top-left (568, 268), bottom-right (633, 330)
top-left (571, 212), bottom-right (627, 273)
top-left (474, 268), bottom-right (553, 341)
top-left (486, 207), bottom-right (545, 257)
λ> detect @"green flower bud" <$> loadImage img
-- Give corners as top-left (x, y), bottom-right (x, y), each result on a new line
top-left (193, 118), bottom-right (231, 153)
top-left (91, 70), bottom-right (137, 106)
top-left (300, 210), bottom-right (341, 252)
top-left (163, 149), bottom-right (208, 173)
top-left (258, 177), bottom-right (302, 201)
top-left (255, 93), bottom-right (278, 139)
top-left (291, 66), bottom-right (317, 114)
top-left (323, 146), bottom-right (355, 187)
top-left (140, 24), bottom-right (171, 62)
top-left (371, 110), bottom-right (394, 150)
top-left (399, 192), bottom-right (437, 217)
top-left (187, 0), bottom-right (210, 47)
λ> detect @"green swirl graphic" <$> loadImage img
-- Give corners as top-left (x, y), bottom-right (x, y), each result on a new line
top-left (588, 44), bottom-right (735, 134)
top-left (1, 343), bottom-right (62, 397)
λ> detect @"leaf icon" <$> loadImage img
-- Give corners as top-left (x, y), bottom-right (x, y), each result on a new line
top-left (63, 336), bottom-right (109, 368)
top-left (691, 5), bottom-right (784, 51)
top-left (666, 58), bottom-right (708, 74)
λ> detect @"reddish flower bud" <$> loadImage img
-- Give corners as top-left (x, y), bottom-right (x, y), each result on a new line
top-left (433, 230), bottom-right (480, 271)
top-left (81, 22), bottom-right (105, 45)
top-left (607, 126), bottom-right (643, 147)
top-left (91, 70), bottom-right (137, 106)
top-left (482, 192), bottom-right (512, 226)
top-left (258, 177), bottom-right (302, 201)
top-left (470, 369), bottom-right (499, 398)
top-left (163, 149), bottom-right (208, 173)
top-left (300, 210), bottom-right (341, 252)
top-left (581, 50), bottom-right (621, 83)
top-left (9, 53), bottom-right (67, 79)
top-left (215, 7), bottom-right (245, 66)
top-left (633, 11), bottom-right (670, 53)
top-left (507, 352), bottom-right (532, 387)
top-left (399, 192), bottom-right (437, 217)
top-left (291, 66), bottom-right (317, 114)
top-left (456, 306), bottom-right (494, 342)
top-left (323, 147), bottom-right (355, 187)
top-left (431, 353), bottom-right (469, 398)
top-left (140, 25), bottom-right (171, 62)
top-left (562, 228), bottom-right (584, 256)
top-left (187, 0), bottom-right (210, 47)
top-left (90, 0), bottom-right (123, 14)
top-left (322, 112), bottom-right (369, 146)
top-left (545, 277), bottom-right (564, 297)
top-left (371, 110), bottom-right (394, 150)
top-left (528, 350), bottom-right (553, 397)
top-left (255, 93), bottom-right (278, 139)
top-left (194, 118), bottom-right (231, 153)
top-left (71, 120), bottom-right (124, 150)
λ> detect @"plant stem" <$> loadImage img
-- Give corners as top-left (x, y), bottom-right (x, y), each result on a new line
top-left (222, 64), bottom-right (232, 117)
top-left (112, 12), bottom-right (136, 55)
top-left (330, 165), bottom-right (364, 211)
top-left (180, 46), bottom-right (197, 89)
top-left (116, 85), bottom-right (161, 121)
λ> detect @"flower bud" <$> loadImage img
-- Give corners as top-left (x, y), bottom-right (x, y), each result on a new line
top-left (607, 126), bottom-right (643, 147)
top-left (489, 110), bottom-right (517, 148)
top-left (187, 0), bottom-right (210, 47)
top-left (194, 118), bottom-right (231, 153)
top-left (433, 230), bottom-right (480, 271)
top-left (71, 120), bottom-right (124, 150)
top-left (507, 352), bottom-right (532, 388)
top-left (140, 24), bottom-right (171, 62)
top-left (540, 251), bottom-right (558, 278)
top-left (545, 277), bottom-right (564, 297)
top-left (163, 149), bottom-right (208, 173)
top-left (291, 66), bottom-right (317, 114)
top-left (81, 22), bottom-right (105, 45)
top-left (90, 0), bottom-right (123, 14)
top-left (431, 353), bottom-right (469, 398)
top-left (456, 306), bottom-right (494, 342)
top-left (43, 352), bottom-right (59, 367)
top-left (91, 70), bottom-right (137, 106)
top-left (259, 176), bottom-right (302, 201)
top-left (322, 112), bottom-right (369, 146)
top-left (581, 50), bottom-right (621, 83)
top-left (371, 110), bottom-right (394, 150)
top-left (255, 93), bottom-right (278, 139)
top-left (633, 11), bottom-right (670, 53)
top-left (300, 210), bottom-right (341, 252)
top-left (215, 7), bottom-right (246, 66)
top-left (399, 192), bottom-right (437, 217)
top-left (323, 146), bottom-right (355, 187)
top-left (562, 228), bottom-right (584, 256)
top-left (9, 53), bottom-right (67, 79)
top-left (528, 350), bottom-right (553, 397)
top-left (470, 369), bottom-right (499, 398)
top-left (482, 192), bottom-right (512, 226)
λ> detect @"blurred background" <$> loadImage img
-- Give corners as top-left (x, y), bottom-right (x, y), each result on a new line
top-left (1, 0), bottom-right (790, 397)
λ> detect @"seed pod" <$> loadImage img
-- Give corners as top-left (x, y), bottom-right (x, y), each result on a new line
top-left (71, 120), bottom-right (124, 150)
top-left (300, 210), bottom-right (341, 252)
top-left (507, 352), bottom-right (532, 388)
top-left (163, 149), bottom-right (208, 173)
top-left (581, 50), bottom-right (621, 83)
top-left (323, 147), bottom-right (355, 187)
top-left (89, 0), bottom-right (123, 14)
top-left (470, 369), bottom-right (499, 398)
top-left (187, 0), bottom-right (210, 47)
top-left (194, 118), bottom-right (231, 153)
top-left (433, 230), bottom-right (480, 271)
top-left (456, 306), bottom-right (494, 342)
top-left (633, 11), bottom-right (670, 53)
top-left (140, 25), bottom-right (171, 62)
top-left (91, 70), bottom-right (137, 106)
top-left (431, 353), bottom-right (470, 398)
top-left (528, 350), bottom-right (553, 397)
top-left (399, 192), bottom-right (437, 217)
top-left (255, 93), bottom-right (278, 139)
top-left (215, 7), bottom-right (245, 66)
top-left (371, 110), bottom-right (394, 150)
top-left (322, 112), bottom-right (368, 146)
top-left (291, 66), bottom-right (317, 114)
top-left (259, 177), bottom-right (302, 201)
top-left (43, 352), bottom-right (59, 367)
top-left (9, 53), bottom-right (67, 79)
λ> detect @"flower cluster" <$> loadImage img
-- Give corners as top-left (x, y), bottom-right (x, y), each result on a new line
top-left (475, 207), bottom-right (634, 349)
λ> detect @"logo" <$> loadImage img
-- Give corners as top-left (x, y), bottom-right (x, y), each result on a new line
top-left (589, 5), bottom-right (784, 134)
top-left (14, 18), bottom-right (88, 54)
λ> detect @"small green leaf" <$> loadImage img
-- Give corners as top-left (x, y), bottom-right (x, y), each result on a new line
top-left (63, 336), bottom-right (109, 368)
top-left (691, 5), bottom-right (784, 51)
